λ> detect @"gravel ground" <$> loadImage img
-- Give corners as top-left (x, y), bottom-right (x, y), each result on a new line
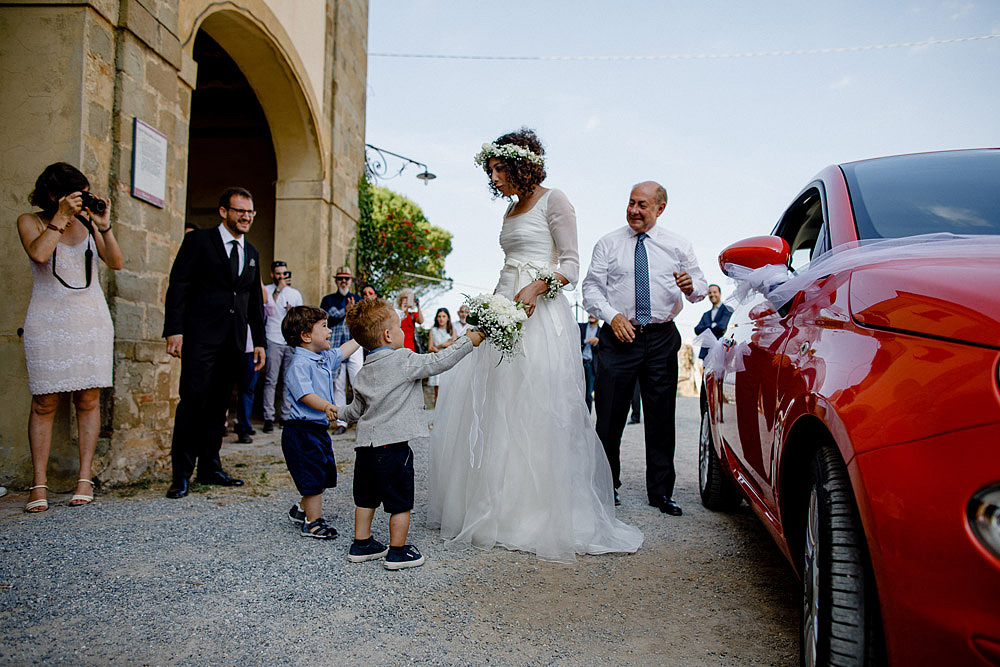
top-left (0, 396), bottom-right (798, 665)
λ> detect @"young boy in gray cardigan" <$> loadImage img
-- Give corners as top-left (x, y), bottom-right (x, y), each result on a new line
top-left (336, 298), bottom-right (484, 569)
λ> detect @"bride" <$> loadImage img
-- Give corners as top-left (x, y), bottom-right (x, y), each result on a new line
top-left (427, 128), bottom-right (643, 562)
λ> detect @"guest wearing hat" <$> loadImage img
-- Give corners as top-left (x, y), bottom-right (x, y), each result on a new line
top-left (320, 267), bottom-right (362, 435)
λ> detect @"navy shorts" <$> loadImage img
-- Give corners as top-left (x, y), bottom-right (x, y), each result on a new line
top-left (353, 442), bottom-right (414, 514)
top-left (281, 420), bottom-right (337, 496)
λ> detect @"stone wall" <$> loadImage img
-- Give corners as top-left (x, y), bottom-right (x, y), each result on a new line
top-left (0, 0), bottom-right (369, 488)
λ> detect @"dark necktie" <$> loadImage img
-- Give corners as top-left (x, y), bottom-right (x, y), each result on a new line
top-left (229, 240), bottom-right (240, 281)
top-left (635, 232), bottom-right (651, 325)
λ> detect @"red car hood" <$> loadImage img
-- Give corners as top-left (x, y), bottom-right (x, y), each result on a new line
top-left (849, 257), bottom-right (1000, 349)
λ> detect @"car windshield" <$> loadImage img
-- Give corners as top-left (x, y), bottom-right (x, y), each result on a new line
top-left (843, 150), bottom-right (1000, 240)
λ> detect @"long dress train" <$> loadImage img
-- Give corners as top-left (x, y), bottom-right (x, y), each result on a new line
top-left (427, 189), bottom-right (643, 563)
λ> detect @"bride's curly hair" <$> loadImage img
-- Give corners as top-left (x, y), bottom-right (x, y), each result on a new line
top-left (484, 127), bottom-right (546, 200)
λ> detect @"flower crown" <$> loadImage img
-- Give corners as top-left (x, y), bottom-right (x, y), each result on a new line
top-left (474, 142), bottom-right (545, 168)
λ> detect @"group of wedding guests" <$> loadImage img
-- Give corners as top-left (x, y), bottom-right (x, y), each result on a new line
top-left (19, 126), bottom-right (712, 570)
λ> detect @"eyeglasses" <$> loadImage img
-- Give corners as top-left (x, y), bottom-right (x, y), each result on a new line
top-left (335, 276), bottom-right (352, 282)
top-left (227, 207), bottom-right (256, 217)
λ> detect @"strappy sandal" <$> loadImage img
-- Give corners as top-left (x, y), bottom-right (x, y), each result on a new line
top-left (24, 484), bottom-right (48, 513)
top-left (69, 479), bottom-right (95, 506)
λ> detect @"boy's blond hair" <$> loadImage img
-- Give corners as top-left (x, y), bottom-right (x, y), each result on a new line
top-left (346, 298), bottom-right (395, 350)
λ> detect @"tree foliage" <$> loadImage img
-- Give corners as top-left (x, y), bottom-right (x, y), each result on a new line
top-left (354, 174), bottom-right (453, 298)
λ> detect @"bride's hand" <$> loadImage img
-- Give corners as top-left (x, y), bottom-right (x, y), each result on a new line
top-left (515, 280), bottom-right (546, 318)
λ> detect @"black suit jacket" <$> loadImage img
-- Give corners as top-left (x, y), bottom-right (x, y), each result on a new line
top-left (163, 227), bottom-right (265, 351)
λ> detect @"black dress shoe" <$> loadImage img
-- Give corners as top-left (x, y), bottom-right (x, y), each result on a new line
top-left (649, 496), bottom-right (683, 516)
top-left (614, 490), bottom-right (621, 506)
top-left (196, 471), bottom-right (245, 487)
top-left (332, 425), bottom-right (347, 436)
top-left (166, 479), bottom-right (189, 499)
top-left (629, 416), bottom-right (640, 424)
top-left (246, 427), bottom-right (256, 435)
top-left (262, 420), bottom-right (274, 433)
top-left (236, 432), bottom-right (253, 444)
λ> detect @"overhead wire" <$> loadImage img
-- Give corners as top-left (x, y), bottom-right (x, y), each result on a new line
top-left (369, 33), bottom-right (1000, 61)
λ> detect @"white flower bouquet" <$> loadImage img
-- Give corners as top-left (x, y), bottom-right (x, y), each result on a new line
top-left (463, 293), bottom-right (528, 362)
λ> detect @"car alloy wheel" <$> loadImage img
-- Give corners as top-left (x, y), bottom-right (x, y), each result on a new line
top-left (801, 446), bottom-right (882, 666)
top-left (698, 410), bottom-right (742, 510)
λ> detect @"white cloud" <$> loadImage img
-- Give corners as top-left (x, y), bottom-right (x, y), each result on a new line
top-left (950, 2), bottom-right (975, 20)
top-left (585, 116), bottom-right (600, 132)
top-left (830, 76), bottom-right (853, 90)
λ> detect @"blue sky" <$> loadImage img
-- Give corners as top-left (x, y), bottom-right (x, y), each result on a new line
top-left (364, 1), bottom-right (999, 339)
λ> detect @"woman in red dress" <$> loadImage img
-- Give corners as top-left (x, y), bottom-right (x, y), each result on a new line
top-left (394, 288), bottom-right (423, 350)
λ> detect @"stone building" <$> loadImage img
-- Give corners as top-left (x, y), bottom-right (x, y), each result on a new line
top-left (0, 0), bottom-right (368, 488)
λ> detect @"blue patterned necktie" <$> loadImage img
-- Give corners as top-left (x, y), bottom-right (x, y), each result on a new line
top-left (635, 232), bottom-right (651, 326)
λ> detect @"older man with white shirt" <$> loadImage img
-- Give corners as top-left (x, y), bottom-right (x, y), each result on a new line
top-left (582, 181), bottom-right (706, 516)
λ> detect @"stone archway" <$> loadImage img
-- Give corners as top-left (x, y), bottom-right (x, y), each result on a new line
top-left (181, 2), bottom-right (332, 303)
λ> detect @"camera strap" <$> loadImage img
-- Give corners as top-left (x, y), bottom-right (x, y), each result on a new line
top-left (51, 214), bottom-right (94, 290)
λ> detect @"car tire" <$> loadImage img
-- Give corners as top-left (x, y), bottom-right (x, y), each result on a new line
top-left (801, 446), bottom-right (883, 667)
top-left (698, 410), bottom-right (742, 510)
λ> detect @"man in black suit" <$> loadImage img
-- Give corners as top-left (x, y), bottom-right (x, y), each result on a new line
top-left (163, 187), bottom-right (266, 498)
top-left (693, 284), bottom-right (733, 359)
top-left (579, 315), bottom-right (600, 413)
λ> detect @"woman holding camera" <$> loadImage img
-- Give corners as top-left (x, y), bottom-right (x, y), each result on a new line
top-left (16, 162), bottom-right (124, 512)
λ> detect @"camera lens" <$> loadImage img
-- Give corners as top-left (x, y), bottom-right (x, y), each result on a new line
top-left (81, 192), bottom-right (107, 214)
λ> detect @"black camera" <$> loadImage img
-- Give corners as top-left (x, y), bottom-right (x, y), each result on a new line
top-left (284, 271), bottom-right (292, 280)
top-left (80, 191), bottom-right (106, 215)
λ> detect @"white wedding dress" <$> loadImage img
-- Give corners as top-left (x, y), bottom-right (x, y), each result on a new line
top-left (427, 188), bottom-right (643, 563)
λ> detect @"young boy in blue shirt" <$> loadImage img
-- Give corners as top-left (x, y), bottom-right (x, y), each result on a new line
top-left (280, 305), bottom-right (360, 539)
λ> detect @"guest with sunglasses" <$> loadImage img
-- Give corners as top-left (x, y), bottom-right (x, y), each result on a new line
top-left (16, 162), bottom-right (124, 512)
top-left (261, 261), bottom-right (303, 433)
top-left (320, 267), bottom-right (362, 435)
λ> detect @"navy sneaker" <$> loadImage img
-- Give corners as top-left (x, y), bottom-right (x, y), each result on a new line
top-left (301, 517), bottom-right (338, 539)
top-left (288, 503), bottom-right (306, 525)
top-left (348, 538), bottom-right (389, 563)
top-left (383, 544), bottom-right (425, 570)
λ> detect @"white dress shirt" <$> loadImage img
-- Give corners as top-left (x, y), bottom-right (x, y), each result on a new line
top-left (582, 222), bottom-right (707, 325)
top-left (264, 284), bottom-right (304, 345)
top-left (217, 223), bottom-right (245, 274)
top-left (453, 320), bottom-right (470, 337)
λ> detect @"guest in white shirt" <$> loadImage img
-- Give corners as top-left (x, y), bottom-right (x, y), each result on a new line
top-left (582, 181), bottom-right (706, 515)
top-left (452, 304), bottom-right (471, 337)
top-left (261, 261), bottom-right (303, 432)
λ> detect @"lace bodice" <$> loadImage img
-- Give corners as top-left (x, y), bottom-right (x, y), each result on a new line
top-left (495, 188), bottom-right (580, 298)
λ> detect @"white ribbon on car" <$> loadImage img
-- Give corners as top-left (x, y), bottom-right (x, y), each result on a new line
top-left (724, 233), bottom-right (1000, 313)
top-left (503, 257), bottom-right (564, 337)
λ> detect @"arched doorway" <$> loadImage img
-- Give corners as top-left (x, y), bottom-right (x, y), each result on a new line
top-left (183, 5), bottom-right (330, 304)
top-left (186, 31), bottom-right (277, 270)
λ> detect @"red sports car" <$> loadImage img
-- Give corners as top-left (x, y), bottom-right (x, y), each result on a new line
top-left (698, 149), bottom-right (1000, 666)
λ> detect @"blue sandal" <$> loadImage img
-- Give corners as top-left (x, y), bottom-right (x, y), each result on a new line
top-left (301, 518), bottom-right (338, 539)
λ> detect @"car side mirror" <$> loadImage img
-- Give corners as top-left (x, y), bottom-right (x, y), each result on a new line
top-left (719, 236), bottom-right (791, 275)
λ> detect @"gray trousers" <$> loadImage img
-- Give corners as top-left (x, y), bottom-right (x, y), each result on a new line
top-left (262, 341), bottom-right (295, 421)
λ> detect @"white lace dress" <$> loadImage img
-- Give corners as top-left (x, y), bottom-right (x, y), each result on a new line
top-left (427, 188), bottom-right (643, 562)
top-left (23, 233), bottom-right (114, 395)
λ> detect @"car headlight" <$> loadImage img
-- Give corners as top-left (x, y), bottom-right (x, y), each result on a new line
top-left (968, 484), bottom-right (1000, 560)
